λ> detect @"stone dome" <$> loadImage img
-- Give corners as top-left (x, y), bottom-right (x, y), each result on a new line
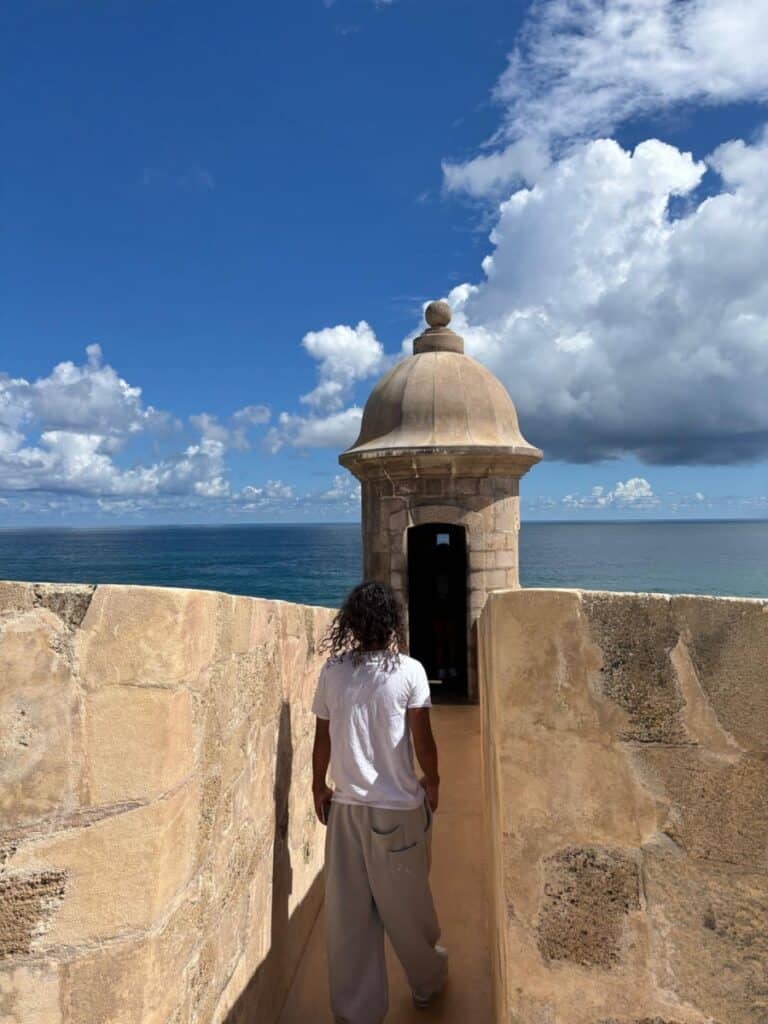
top-left (339, 303), bottom-right (542, 469)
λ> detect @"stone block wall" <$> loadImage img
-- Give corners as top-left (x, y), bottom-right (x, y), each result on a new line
top-left (479, 588), bottom-right (768, 1024)
top-left (0, 581), bottom-right (335, 1024)
top-left (360, 461), bottom-right (522, 699)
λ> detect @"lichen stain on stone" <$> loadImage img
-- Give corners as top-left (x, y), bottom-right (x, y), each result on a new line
top-left (0, 869), bottom-right (67, 957)
top-left (672, 596), bottom-right (768, 754)
top-left (0, 704), bottom-right (33, 759)
top-left (0, 841), bottom-right (18, 868)
top-left (598, 1018), bottom-right (686, 1023)
top-left (635, 747), bottom-right (768, 867)
top-left (536, 845), bottom-right (640, 968)
top-left (303, 607), bottom-right (316, 656)
top-left (642, 848), bottom-right (768, 1022)
top-left (671, 636), bottom-right (743, 755)
top-left (583, 594), bottom-right (687, 744)
top-left (31, 583), bottom-right (96, 630)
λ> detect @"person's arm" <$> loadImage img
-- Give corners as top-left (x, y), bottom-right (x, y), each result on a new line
top-left (408, 707), bottom-right (440, 811)
top-left (312, 717), bottom-right (333, 824)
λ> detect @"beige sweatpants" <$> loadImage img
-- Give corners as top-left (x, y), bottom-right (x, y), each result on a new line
top-left (324, 800), bottom-right (447, 1024)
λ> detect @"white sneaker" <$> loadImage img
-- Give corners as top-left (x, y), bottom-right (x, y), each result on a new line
top-left (412, 946), bottom-right (449, 1008)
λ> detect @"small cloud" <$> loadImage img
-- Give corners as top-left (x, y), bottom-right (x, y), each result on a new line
top-left (612, 477), bottom-right (655, 504)
top-left (265, 407), bottom-right (362, 453)
top-left (319, 473), bottom-right (360, 503)
top-left (299, 320), bottom-right (385, 413)
top-left (237, 479), bottom-right (294, 507)
top-left (266, 479), bottom-right (293, 500)
top-left (0, 345), bottom-right (275, 505)
top-left (190, 405), bottom-right (270, 452)
top-left (194, 476), bottom-right (230, 498)
top-left (559, 477), bottom-right (659, 511)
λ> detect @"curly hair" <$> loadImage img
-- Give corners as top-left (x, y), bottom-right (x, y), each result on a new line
top-left (321, 580), bottom-right (405, 663)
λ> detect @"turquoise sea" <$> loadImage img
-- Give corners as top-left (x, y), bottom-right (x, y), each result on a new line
top-left (0, 521), bottom-right (765, 606)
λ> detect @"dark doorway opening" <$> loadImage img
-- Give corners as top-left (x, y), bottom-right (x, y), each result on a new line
top-left (407, 523), bottom-right (468, 701)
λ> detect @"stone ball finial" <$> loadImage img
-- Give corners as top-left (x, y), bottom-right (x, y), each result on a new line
top-left (425, 300), bottom-right (452, 329)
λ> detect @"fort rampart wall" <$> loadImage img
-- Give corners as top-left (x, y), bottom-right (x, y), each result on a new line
top-left (0, 582), bottom-right (334, 1024)
top-left (3, 581), bottom-right (767, 1024)
top-left (480, 588), bottom-right (768, 1024)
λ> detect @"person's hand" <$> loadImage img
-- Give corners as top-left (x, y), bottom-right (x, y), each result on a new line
top-left (313, 784), bottom-right (333, 825)
top-left (420, 776), bottom-right (439, 813)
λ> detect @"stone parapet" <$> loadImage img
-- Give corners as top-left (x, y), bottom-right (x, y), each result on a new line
top-left (479, 588), bottom-right (768, 1024)
top-left (0, 581), bottom-right (335, 1024)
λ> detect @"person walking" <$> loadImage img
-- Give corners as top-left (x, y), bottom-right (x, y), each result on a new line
top-left (312, 580), bottom-right (448, 1024)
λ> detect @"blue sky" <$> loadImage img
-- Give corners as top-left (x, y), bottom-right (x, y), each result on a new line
top-left (1, 0), bottom-right (767, 524)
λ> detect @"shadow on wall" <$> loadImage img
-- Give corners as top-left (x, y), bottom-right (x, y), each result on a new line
top-left (224, 702), bottom-right (324, 1024)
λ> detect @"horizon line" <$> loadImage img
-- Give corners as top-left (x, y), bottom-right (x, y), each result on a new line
top-left (0, 516), bottom-right (767, 532)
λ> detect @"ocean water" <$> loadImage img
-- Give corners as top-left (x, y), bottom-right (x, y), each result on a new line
top-left (0, 521), bottom-right (765, 607)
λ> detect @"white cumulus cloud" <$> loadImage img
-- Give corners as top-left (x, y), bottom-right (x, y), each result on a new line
top-left (283, 4), bottom-right (768, 468)
top-left (266, 407), bottom-right (363, 453)
top-left (0, 347), bottom-right (274, 502)
top-left (446, 133), bottom-right (768, 463)
top-left (190, 404), bottom-right (270, 451)
top-left (238, 479), bottom-right (294, 507)
top-left (319, 473), bottom-right (361, 503)
top-left (446, 0), bottom-right (768, 196)
top-left (433, 1), bottom-right (768, 465)
top-left (263, 319), bottom-right (381, 456)
top-left (0, 343), bottom-right (170, 445)
top-left (562, 476), bottom-right (659, 509)
top-left (300, 321), bottom-right (385, 412)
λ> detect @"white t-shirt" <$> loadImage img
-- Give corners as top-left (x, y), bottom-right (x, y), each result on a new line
top-left (311, 650), bottom-right (432, 810)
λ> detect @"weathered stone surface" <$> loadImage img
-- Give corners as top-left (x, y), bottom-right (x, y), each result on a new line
top-left (536, 846), bottom-right (640, 968)
top-left (492, 504), bottom-right (518, 532)
top-left (0, 869), bottom-right (67, 957)
top-left (85, 686), bottom-right (197, 803)
top-left (0, 962), bottom-right (62, 1024)
top-left (599, 1019), bottom-right (686, 1023)
top-left (1, 582), bottom-right (334, 1024)
top-left (31, 583), bottom-right (95, 629)
top-left (484, 569), bottom-right (510, 589)
top-left (492, 548), bottom-right (518, 569)
top-left (643, 848), bottom-right (768, 1024)
top-left (481, 588), bottom-right (768, 1024)
top-left (0, 609), bottom-right (83, 825)
top-left (76, 585), bottom-right (220, 689)
top-left (672, 595), bottom-right (768, 753)
top-left (0, 582), bottom-right (34, 615)
top-left (61, 937), bottom-right (149, 1023)
top-left (632, 746), bottom-right (768, 867)
top-left (468, 548), bottom-right (487, 571)
top-left (10, 780), bottom-right (199, 945)
top-left (497, 732), bottom-right (656, 924)
top-left (141, 880), bottom-right (208, 1024)
top-left (583, 593), bottom-right (686, 743)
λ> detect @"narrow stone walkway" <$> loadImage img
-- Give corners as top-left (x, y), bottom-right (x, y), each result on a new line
top-left (279, 704), bottom-right (493, 1023)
